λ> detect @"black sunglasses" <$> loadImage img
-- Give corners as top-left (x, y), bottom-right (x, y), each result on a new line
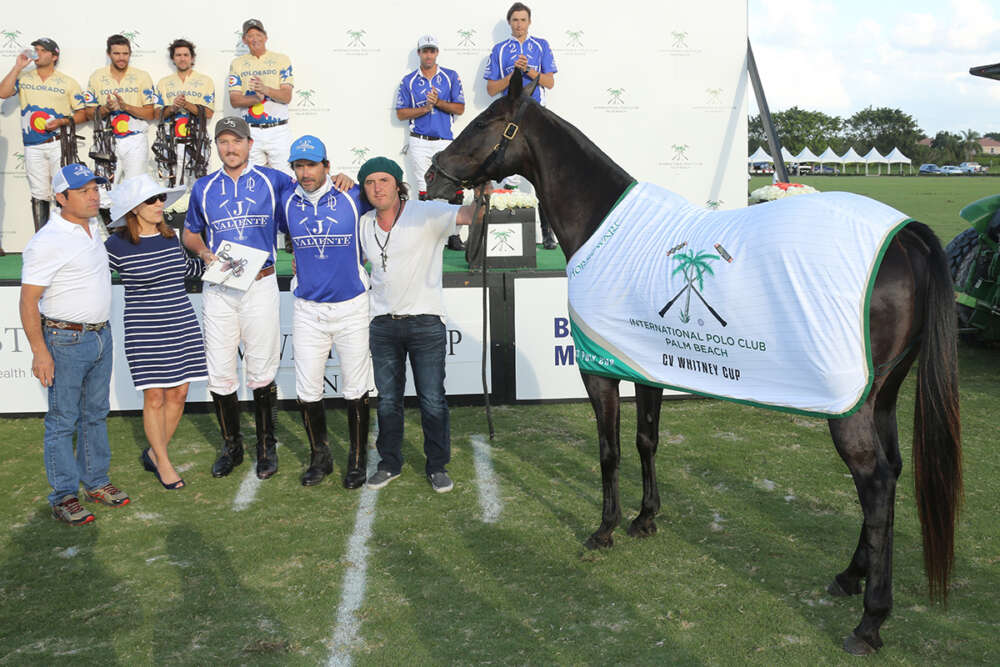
top-left (144, 193), bottom-right (168, 205)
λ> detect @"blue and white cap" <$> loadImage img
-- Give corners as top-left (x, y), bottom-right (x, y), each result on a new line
top-left (288, 135), bottom-right (327, 163)
top-left (52, 163), bottom-right (108, 194)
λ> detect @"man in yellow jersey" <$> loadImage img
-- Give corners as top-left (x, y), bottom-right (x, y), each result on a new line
top-left (0, 38), bottom-right (88, 232)
top-left (228, 19), bottom-right (294, 175)
top-left (84, 34), bottom-right (157, 212)
top-left (155, 38), bottom-right (215, 186)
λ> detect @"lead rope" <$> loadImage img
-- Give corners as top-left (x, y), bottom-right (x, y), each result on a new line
top-left (477, 190), bottom-right (495, 439)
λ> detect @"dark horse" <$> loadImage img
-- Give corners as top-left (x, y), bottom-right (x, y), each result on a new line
top-left (425, 74), bottom-right (962, 655)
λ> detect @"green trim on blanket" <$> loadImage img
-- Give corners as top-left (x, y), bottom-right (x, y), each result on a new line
top-left (569, 215), bottom-right (915, 420)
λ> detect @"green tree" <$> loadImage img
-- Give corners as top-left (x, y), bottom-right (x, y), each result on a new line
top-left (960, 129), bottom-right (982, 160)
top-left (846, 107), bottom-right (924, 157)
top-left (930, 131), bottom-right (963, 164)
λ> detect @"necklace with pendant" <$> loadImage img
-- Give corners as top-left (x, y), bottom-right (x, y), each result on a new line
top-left (373, 198), bottom-right (404, 271)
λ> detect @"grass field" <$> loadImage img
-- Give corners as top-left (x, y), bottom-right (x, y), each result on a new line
top-left (748, 175), bottom-right (998, 244)
top-left (2, 177), bottom-right (999, 664)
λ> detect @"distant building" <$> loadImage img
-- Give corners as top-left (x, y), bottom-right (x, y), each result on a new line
top-left (917, 137), bottom-right (932, 147)
top-left (978, 137), bottom-right (1000, 155)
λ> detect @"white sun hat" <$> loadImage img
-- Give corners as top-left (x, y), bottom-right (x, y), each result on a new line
top-left (109, 174), bottom-right (186, 228)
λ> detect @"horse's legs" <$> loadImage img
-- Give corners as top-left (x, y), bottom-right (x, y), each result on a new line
top-left (628, 383), bottom-right (663, 537)
top-left (828, 395), bottom-right (903, 655)
top-left (581, 372), bottom-right (622, 549)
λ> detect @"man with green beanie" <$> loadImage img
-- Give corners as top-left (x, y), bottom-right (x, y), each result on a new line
top-left (357, 156), bottom-right (482, 493)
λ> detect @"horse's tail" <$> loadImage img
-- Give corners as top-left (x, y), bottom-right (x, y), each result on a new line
top-left (909, 221), bottom-right (963, 602)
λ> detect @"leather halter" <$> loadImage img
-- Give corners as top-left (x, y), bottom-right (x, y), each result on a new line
top-left (429, 79), bottom-right (540, 190)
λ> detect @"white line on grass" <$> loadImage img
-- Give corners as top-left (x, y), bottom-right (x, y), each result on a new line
top-left (471, 434), bottom-right (502, 523)
top-left (232, 443), bottom-right (278, 512)
top-left (328, 433), bottom-right (379, 667)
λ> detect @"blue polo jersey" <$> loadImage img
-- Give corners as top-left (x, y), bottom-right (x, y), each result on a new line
top-left (484, 36), bottom-right (557, 105)
top-left (395, 66), bottom-right (465, 140)
top-left (279, 183), bottom-right (373, 303)
top-left (185, 165), bottom-right (294, 269)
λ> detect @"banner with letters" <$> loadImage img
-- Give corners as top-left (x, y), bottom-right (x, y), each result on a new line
top-left (0, 286), bottom-right (488, 413)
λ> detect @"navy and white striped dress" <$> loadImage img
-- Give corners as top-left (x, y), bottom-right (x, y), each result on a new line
top-left (105, 232), bottom-right (208, 390)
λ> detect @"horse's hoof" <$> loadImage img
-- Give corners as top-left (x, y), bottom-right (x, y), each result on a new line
top-left (627, 519), bottom-right (657, 538)
top-left (584, 533), bottom-right (614, 550)
top-left (842, 633), bottom-right (879, 656)
top-left (827, 576), bottom-right (861, 597)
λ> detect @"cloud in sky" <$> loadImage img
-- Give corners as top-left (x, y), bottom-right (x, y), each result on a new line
top-left (749, 0), bottom-right (1000, 135)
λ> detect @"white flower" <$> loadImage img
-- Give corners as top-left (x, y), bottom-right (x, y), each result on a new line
top-left (749, 183), bottom-right (819, 203)
top-left (461, 190), bottom-right (539, 209)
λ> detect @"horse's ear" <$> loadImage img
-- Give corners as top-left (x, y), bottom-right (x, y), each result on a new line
top-left (508, 69), bottom-right (523, 100)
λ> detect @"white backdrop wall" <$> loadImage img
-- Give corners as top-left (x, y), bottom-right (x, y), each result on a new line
top-left (0, 0), bottom-right (748, 252)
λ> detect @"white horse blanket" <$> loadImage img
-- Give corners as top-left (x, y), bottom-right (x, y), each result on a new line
top-left (567, 182), bottom-right (911, 417)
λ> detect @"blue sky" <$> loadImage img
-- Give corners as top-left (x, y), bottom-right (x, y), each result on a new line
top-left (749, 0), bottom-right (1000, 137)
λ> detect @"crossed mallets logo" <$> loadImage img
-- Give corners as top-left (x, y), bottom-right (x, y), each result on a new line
top-left (294, 139), bottom-right (316, 152)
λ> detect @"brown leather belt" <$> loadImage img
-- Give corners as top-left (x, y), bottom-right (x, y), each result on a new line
top-left (43, 317), bottom-right (109, 332)
top-left (252, 120), bottom-right (288, 129)
top-left (410, 132), bottom-right (443, 141)
top-left (256, 265), bottom-right (275, 281)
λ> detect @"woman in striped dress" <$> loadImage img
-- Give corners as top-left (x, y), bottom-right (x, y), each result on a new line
top-left (106, 174), bottom-right (207, 489)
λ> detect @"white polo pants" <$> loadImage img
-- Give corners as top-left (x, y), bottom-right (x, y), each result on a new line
top-left (407, 135), bottom-right (451, 194)
top-left (202, 273), bottom-right (281, 396)
top-left (292, 293), bottom-right (373, 402)
top-left (249, 124), bottom-right (292, 176)
top-left (24, 141), bottom-right (62, 200)
top-left (99, 133), bottom-right (150, 208)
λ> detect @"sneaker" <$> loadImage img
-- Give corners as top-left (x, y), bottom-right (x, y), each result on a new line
top-left (366, 469), bottom-right (400, 489)
top-left (52, 495), bottom-right (95, 526)
top-left (427, 471), bottom-right (454, 494)
top-left (85, 483), bottom-right (130, 507)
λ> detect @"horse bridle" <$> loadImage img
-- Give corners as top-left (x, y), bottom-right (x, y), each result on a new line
top-left (429, 78), bottom-right (540, 190)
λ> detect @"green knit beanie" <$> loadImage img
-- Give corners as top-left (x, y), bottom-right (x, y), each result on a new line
top-left (357, 156), bottom-right (404, 186)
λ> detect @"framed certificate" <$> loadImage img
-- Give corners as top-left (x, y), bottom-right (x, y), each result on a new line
top-left (201, 241), bottom-right (269, 291)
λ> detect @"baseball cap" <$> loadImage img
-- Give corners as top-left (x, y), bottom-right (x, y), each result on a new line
top-left (242, 19), bottom-right (266, 36)
top-left (289, 135), bottom-right (327, 163)
top-left (417, 35), bottom-right (439, 50)
top-left (30, 37), bottom-right (59, 54)
top-left (52, 163), bottom-right (108, 194)
top-left (358, 157), bottom-right (404, 186)
top-left (214, 116), bottom-right (251, 139)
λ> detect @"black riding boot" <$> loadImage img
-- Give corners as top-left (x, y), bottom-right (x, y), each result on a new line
top-left (299, 400), bottom-right (333, 486)
top-left (211, 391), bottom-right (244, 477)
top-left (253, 382), bottom-right (279, 479)
top-left (30, 197), bottom-right (50, 232)
top-left (343, 393), bottom-right (370, 489)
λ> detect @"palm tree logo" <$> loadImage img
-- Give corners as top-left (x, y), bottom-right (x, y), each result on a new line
top-left (351, 147), bottom-right (370, 165)
top-left (565, 30), bottom-right (585, 48)
top-left (606, 88), bottom-right (625, 105)
top-left (1, 29), bottom-right (23, 48)
top-left (120, 30), bottom-right (141, 48)
top-left (490, 229), bottom-right (516, 252)
top-left (347, 30), bottom-right (367, 47)
top-left (705, 199), bottom-right (723, 210)
top-left (671, 31), bottom-right (689, 48)
top-left (671, 144), bottom-right (689, 161)
top-left (706, 88), bottom-right (723, 105)
top-left (296, 89), bottom-right (317, 106)
top-left (658, 248), bottom-right (726, 326)
top-left (14, 151), bottom-right (25, 169)
top-left (457, 29), bottom-right (476, 47)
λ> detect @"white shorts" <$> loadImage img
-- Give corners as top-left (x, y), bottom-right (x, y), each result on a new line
top-left (292, 293), bottom-right (373, 402)
top-left (24, 141), bottom-right (62, 200)
top-left (249, 124), bottom-right (292, 176)
top-left (407, 135), bottom-right (451, 194)
top-left (202, 272), bottom-right (280, 395)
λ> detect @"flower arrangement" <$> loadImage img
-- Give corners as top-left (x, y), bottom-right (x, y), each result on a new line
top-left (749, 182), bottom-right (819, 204)
top-left (462, 188), bottom-right (538, 210)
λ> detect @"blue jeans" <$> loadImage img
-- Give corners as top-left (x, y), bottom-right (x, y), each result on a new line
top-left (369, 315), bottom-right (450, 475)
top-left (43, 325), bottom-right (113, 505)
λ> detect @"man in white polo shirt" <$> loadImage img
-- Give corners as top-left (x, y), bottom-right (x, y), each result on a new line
top-left (19, 163), bottom-right (131, 526)
top-left (356, 157), bottom-right (483, 494)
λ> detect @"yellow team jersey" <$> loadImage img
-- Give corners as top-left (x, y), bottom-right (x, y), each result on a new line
top-left (227, 51), bottom-right (293, 126)
top-left (156, 70), bottom-right (216, 139)
top-left (85, 66), bottom-right (156, 136)
top-left (15, 69), bottom-right (85, 146)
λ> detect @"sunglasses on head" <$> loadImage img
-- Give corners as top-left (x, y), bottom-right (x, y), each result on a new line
top-left (144, 193), bottom-right (168, 205)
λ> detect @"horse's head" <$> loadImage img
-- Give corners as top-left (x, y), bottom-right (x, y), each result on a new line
top-left (425, 73), bottom-right (537, 200)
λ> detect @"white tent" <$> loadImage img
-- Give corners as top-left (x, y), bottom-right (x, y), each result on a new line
top-left (817, 146), bottom-right (842, 175)
top-left (862, 147), bottom-right (889, 175)
top-left (840, 147), bottom-right (866, 174)
top-left (794, 147), bottom-right (820, 175)
top-left (748, 146), bottom-right (772, 163)
top-left (780, 146), bottom-right (796, 163)
top-left (885, 147), bottom-right (913, 175)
